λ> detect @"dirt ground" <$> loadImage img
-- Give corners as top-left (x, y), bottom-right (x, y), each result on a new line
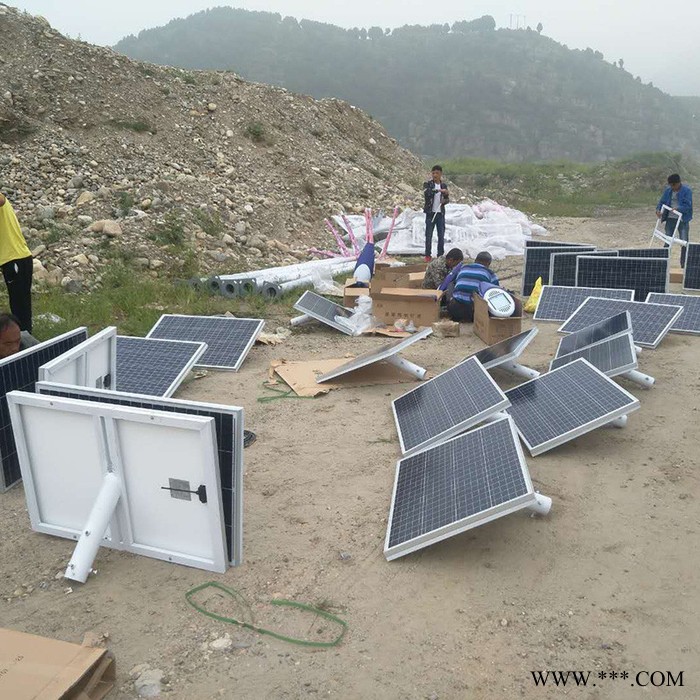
top-left (2, 208), bottom-right (699, 699)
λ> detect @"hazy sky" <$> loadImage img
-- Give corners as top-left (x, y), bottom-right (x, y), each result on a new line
top-left (10, 1), bottom-right (699, 95)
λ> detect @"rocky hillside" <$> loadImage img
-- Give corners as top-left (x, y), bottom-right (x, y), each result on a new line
top-left (0, 4), bottom-right (425, 291)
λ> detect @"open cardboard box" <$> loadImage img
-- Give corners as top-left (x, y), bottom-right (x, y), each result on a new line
top-left (473, 292), bottom-right (523, 344)
top-left (0, 628), bottom-right (115, 700)
top-left (372, 263), bottom-right (427, 292)
top-left (343, 278), bottom-right (370, 307)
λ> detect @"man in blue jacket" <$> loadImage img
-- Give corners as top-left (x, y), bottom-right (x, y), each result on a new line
top-left (657, 174), bottom-right (693, 267)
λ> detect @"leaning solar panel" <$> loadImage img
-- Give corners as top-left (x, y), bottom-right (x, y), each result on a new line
top-left (550, 333), bottom-right (637, 377)
top-left (556, 312), bottom-right (632, 356)
top-left (525, 240), bottom-right (587, 247)
top-left (116, 336), bottom-right (207, 397)
top-left (35, 381), bottom-right (244, 566)
top-left (147, 315), bottom-right (264, 371)
top-left (471, 328), bottom-right (538, 370)
top-left (0, 328), bottom-right (88, 491)
top-left (614, 248), bottom-right (670, 258)
top-left (549, 250), bottom-right (617, 287)
top-left (385, 417), bottom-right (541, 560)
top-left (533, 286), bottom-right (634, 322)
top-left (505, 358), bottom-right (640, 455)
top-left (559, 297), bottom-right (683, 348)
top-left (683, 243), bottom-right (700, 291)
top-left (293, 291), bottom-right (355, 335)
top-left (646, 293), bottom-right (700, 335)
top-left (522, 245), bottom-right (595, 296)
top-left (392, 356), bottom-right (509, 456)
top-left (575, 256), bottom-right (669, 301)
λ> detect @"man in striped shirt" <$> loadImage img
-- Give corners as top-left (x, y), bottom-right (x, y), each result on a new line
top-left (447, 251), bottom-right (500, 322)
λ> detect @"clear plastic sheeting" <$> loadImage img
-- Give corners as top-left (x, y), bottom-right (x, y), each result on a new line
top-left (336, 202), bottom-right (547, 260)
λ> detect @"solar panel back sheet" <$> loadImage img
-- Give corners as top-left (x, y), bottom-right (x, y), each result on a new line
top-left (0, 328), bottom-right (88, 492)
top-left (505, 358), bottom-right (640, 455)
top-left (533, 286), bottom-right (635, 322)
top-left (392, 356), bottom-right (509, 456)
top-left (147, 315), bottom-right (264, 371)
top-left (385, 417), bottom-right (538, 560)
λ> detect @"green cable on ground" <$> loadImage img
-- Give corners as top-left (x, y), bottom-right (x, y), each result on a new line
top-left (186, 582), bottom-right (347, 648)
top-left (257, 382), bottom-right (314, 403)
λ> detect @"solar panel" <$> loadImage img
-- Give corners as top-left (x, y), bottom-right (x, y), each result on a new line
top-left (36, 381), bottom-right (244, 567)
top-left (549, 250), bottom-right (617, 287)
top-left (146, 315), bottom-right (264, 370)
top-left (471, 328), bottom-right (538, 370)
top-left (683, 243), bottom-right (700, 291)
top-left (525, 240), bottom-right (587, 247)
top-left (293, 291), bottom-right (354, 335)
top-left (505, 359), bottom-right (640, 455)
top-left (316, 328), bottom-right (431, 383)
top-left (550, 333), bottom-right (637, 377)
top-left (385, 417), bottom-right (547, 560)
top-left (522, 245), bottom-right (595, 296)
top-left (559, 297), bottom-right (683, 348)
top-left (116, 336), bottom-right (207, 397)
top-left (646, 293), bottom-right (700, 335)
top-left (533, 286), bottom-right (635, 322)
top-left (615, 247), bottom-right (670, 258)
top-left (0, 328), bottom-right (88, 492)
top-left (556, 312), bottom-right (632, 356)
top-left (575, 256), bottom-right (669, 301)
top-left (392, 356), bottom-right (510, 456)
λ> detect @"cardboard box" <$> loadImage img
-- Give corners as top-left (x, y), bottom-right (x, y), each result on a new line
top-left (372, 264), bottom-right (427, 292)
top-left (0, 628), bottom-right (116, 700)
top-left (670, 268), bottom-right (683, 284)
top-left (473, 293), bottom-right (523, 345)
top-left (371, 288), bottom-right (442, 327)
top-left (343, 278), bottom-right (370, 307)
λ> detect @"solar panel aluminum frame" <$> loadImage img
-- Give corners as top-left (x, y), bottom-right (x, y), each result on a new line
top-left (0, 327), bottom-right (89, 492)
top-left (555, 311), bottom-right (633, 357)
top-left (645, 292), bottom-right (700, 336)
top-left (116, 336), bottom-right (207, 397)
top-left (316, 327), bottom-right (432, 383)
top-left (293, 291), bottom-right (355, 336)
top-left (35, 381), bottom-right (244, 567)
top-left (146, 315), bottom-right (264, 371)
top-left (384, 417), bottom-right (539, 561)
top-left (549, 332), bottom-right (638, 378)
top-left (574, 255), bottom-right (670, 300)
top-left (38, 326), bottom-right (117, 389)
top-left (558, 297), bottom-right (683, 348)
top-left (548, 250), bottom-right (618, 287)
top-left (506, 359), bottom-right (640, 456)
top-left (533, 286), bottom-right (635, 323)
top-left (472, 328), bottom-right (538, 370)
top-left (521, 245), bottom-right (596, 296)
top-left (391, 357), bottom-right (510, 457)
top-left (7, 391), bottom-right (228, 576)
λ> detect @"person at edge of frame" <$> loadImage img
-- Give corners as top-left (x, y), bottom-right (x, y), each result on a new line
top-left (657, 173), bottom-right (693, 268)
top-left (0, 312), bottom-right (39, 359)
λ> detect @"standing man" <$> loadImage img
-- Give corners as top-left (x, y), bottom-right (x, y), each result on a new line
top-left (657, 174), bottom-right (693, 267)
top-left (0, 192), bottom-right (33, 332)
top-left (423, 165), bottom-right (449, 262)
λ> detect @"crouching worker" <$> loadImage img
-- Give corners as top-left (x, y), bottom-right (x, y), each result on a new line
top-left (447, 251), bottom-right (520, 322)
top-left (0, 313), bottom-right (39, 359)
top-left (422, 248), bottom-right (464, 304)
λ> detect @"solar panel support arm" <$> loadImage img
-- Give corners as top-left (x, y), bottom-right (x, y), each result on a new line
top-left (528, 492), bottom-right (552, 516)
top-left (607, 415), bottom-right (628, 429)
top-left (500, 361), bottom-right (540, 380)
top-left (621, 369), bottom-right (655, 389)
top-left (385, 354), bottom-right (427, 380)
top-left (290, 314), bottom-right (315, 327)
top-left (64, 472), bottom-right (122, 584)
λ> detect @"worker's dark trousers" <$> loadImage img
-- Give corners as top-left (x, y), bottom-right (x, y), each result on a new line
top-left (2, 256), bottom-right (33, 332)
top-left (425, 212), bottom-right (445, 258)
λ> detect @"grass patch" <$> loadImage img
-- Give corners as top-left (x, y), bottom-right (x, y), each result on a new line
top-left (109, 118), bottom-right (156, 134)
top-left (182, 73), bottom-right (197, 85)
top-left (245, 121), bottom-right (268, 144)
top-left (149, 212), bottom-right (186, 246)
top-left (193, 209), bottom-right (224, 237)
top-left (118, 192), bottom-right (135, 217)
top-left (443, 152), bottom-right (700, 217)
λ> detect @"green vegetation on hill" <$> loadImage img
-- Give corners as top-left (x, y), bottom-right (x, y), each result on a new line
top-left (443, 152), bottom-right (700, 216)
top-left (115, 8), bottom-right (700, 162)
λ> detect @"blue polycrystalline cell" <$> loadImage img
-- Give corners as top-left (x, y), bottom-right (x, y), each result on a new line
top-left (522, 246), bottom-right (595, 296)
top-left (549, 250), bottom-right (618, 287)
top-left (559, 297), bottom-right (683, 348)
top-left (392, 356), bottom-right (509, 455)
top-left (533, 286), bottom-right (635, 322)
top-left (471, 329), bottom-right (538, 369)
top-left (116, 336), bottom-right (206, 397)
top-left (36, 384), bottom-right (243, 566)
top-left (147, 315), bottom-right (264, 370)
top-left (556, 312), bottom-right (632, 356)
top-left (0, 328), bottom-right (88, 491)
top-left (505, 359), bottom-right (639, 455)
top-left (646, 293), bottom-right (700, 335)
top-left (293, 291), bottom-right (354, 334)
top-left (683, 243), bottom-right (700, 291)
top-left (385, 418), bottom-right (531, 559)
top-left (550, 334), bottom-right (637, 377)
top-left (575, 256), bottom-right (669, 301)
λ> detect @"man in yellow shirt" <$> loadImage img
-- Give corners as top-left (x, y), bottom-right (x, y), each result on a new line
top-left (0, 192), bottom-right (33, 332)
